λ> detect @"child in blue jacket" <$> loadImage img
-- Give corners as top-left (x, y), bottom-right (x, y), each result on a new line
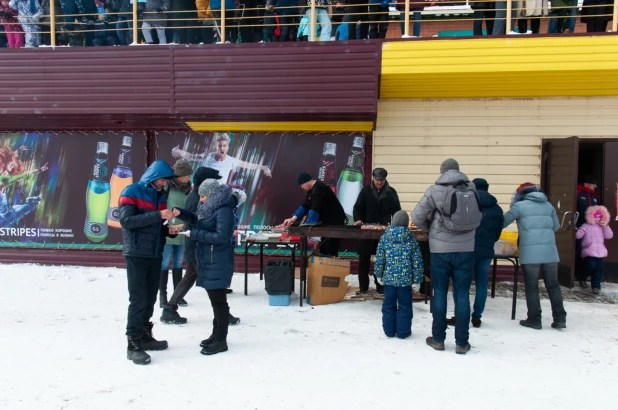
top-left (374, 210), bottom-right (424, 339)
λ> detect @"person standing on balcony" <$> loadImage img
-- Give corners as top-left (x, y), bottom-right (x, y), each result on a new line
top-left (346, 0), bottom-right (368, 40)
top-left (9, 0), bottom-right (43, 47)
top-left (492, 0), bottom-right (518, 34)
top-left (397, 0), bottom-right (427, 38)
top-left (0, 0), bottom-right (24, 48)
top-left (471, 0), bottom-right (495, 35)
top-left (209, 0), bottom-right (236, 42)
top-left (581, 0), bottom-right (613, 32)
top-left (268, 0), bottom-right (297, 41)
top-left (517, 0), bottom-right (546, 34)
top-left (368, 0), bottom-right (389, 39)
top-left (142, 0), bottom-right (169, 43)
top-left (304, 0), bottom-right (332, 41)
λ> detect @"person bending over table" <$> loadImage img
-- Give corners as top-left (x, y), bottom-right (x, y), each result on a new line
top-left (278, 172), bottom-right (346, 257)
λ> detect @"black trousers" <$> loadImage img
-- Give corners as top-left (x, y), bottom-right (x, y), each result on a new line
top-left (368, 4), bottom-right (389, 39)
top-left (587, 19), bottom-right (608, 33)
top-left (207, 288), bottom-right (230, 342)
top-left (278, 15), bottom-right (297, 41)
top-left (358, 239), bottom-right (379, 291)
top-left (473, 10), bottom-right (495, 35)
top-left (125, 256), bottom-right (162, 338)
top-left (517, 17), bottom-right (540, 34)
top-left (347, 6), bottom-right (369, 40)
top-left (168, 263), bottom-right (198, 307)
top-left (169, 10), bottom-right (199, 44)
top-left (319, 238), bottom-right (340, 258)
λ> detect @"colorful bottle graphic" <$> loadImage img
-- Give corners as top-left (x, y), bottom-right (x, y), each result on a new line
top-left (337, 136), bottom-right (365, 225)
top-left (317, 142), bottom-right (337, 194)
top-left (84, 142), bottom-right (111, 242)
top-left (108, 136), bottom-right (133, 228)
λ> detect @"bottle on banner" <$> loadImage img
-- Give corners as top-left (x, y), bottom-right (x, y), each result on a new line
top-left (337, 136), bottom-right (365, 225)
top-left (85, 142), bottom-right (111, 242)
top-left (108, 136), bottom-right (134, 228)
top-left (317, 142), bottom-right (337, 194)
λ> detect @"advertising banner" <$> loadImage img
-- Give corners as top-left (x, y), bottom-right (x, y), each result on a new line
top-left (156, 132), bottom-right (367, 247)
top-left (0, 132), bottom-right (147, 249)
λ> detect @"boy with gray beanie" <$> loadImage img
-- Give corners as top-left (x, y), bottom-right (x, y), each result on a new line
top-left (374, 210), bottom-right (424, 339)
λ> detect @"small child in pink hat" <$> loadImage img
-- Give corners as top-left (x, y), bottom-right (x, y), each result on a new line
top-left (576, 205), bottom-right (613, 294)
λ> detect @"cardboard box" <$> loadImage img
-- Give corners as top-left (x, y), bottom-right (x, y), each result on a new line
top-left (306, 256), bottom-right (350, 306)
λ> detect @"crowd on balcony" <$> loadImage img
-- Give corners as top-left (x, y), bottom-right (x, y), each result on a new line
top-left (0, 0), bottom-right (614, 48)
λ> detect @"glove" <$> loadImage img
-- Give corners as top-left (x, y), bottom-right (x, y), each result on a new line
top-left (380, 0), bottom-right (389, 8)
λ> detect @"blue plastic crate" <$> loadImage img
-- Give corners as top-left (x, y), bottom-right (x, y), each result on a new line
top-left (268, 294), bottom-right (290, 306)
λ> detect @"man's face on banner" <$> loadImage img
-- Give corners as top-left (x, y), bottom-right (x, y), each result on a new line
top-left (218, 140), bottom-right (229, 157)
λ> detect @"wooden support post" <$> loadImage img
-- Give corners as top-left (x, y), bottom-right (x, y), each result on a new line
top-left (310, 0), bottom-right (316, 41)
top-left (404, 0), bottom-right (410, 37)
top-left (132, 0), bottom-right (138, 44)
top-left (506, 0), bottom-right (512, 34)
top-left (50, 0), bottom-right (56, 46)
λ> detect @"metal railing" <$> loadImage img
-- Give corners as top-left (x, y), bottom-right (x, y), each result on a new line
top-left (0, 0), bottom-right (616, 47)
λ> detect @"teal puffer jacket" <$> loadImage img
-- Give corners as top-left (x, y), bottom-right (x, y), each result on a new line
top-left (374, 226), bottom-right (424, 287)
top-left (503, 191), bottom-right (560, 265)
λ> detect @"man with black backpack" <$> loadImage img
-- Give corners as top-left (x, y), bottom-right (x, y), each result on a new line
top-left (412, 158), bottom-right (482, 355)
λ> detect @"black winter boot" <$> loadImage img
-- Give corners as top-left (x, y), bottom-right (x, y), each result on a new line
top-left (161, 306), bottom-right (188, 324)
top-left (159, 270), bottom-right (169, 308)
top-left (201, 340), bottom-right (228, 355)
top-left (200, 322), bottom-right (217, 347)
top-left (229, 313), bottom-right (241, 326)
top-left (127, 336), bottom-right (151, 365)
top-left (142, 322), bottom-right (168, 351)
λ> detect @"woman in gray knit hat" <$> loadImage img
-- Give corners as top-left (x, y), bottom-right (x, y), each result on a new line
top-left (176, 178), bottom-right (236, 355)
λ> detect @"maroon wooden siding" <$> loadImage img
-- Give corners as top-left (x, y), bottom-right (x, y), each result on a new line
top-left (0, 42), bottom-right (381, 131)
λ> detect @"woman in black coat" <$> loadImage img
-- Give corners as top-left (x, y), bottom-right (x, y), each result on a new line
top-left (178, 179), bottom-right (235, 356)
top-left (581, 0), bottom-right (613, 32)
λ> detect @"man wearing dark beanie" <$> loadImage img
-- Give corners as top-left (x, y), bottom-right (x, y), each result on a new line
top-left (279, 172), bottom-right (346, 256)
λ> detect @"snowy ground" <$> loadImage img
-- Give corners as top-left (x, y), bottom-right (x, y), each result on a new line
top-left (1, 264), bottom-right (617, 410)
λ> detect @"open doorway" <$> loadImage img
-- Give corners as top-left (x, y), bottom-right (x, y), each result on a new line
top-left (542, 138), bottom-right (618, 287)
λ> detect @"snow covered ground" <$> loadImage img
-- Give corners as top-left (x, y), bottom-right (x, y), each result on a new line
top-left (1, 263), bottom-right (617, 410)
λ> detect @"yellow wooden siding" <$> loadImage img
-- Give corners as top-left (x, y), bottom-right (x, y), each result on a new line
top-left (186, 121), bottom-right (374, 132)
top-left (380, 36), bottom-right (618, 99)
top-left (374, 97), bottom-right (618, 230)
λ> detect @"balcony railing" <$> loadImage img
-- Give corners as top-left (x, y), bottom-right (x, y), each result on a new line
top-left (0, 0), bottom-right (615, 48)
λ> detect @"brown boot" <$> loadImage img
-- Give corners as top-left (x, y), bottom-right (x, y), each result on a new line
top-left (426, 337), bottom-right (445, 351)
top-left (446, 316), bottom-right (456, 326)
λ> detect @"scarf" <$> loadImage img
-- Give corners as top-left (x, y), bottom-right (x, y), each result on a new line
top-left (169, 179), bottom-right (192, 195)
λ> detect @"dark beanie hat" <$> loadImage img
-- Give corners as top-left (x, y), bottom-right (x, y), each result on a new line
top-left (297, 173), bottom-right (312, 185)
top-left (473, 178), bottom-right (489, 191)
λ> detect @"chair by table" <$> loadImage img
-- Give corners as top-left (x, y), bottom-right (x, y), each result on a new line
top-left (490, 255), bottom-right (520, 320)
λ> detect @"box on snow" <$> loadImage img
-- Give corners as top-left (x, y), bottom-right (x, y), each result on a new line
top-left (307, 256), bottom-right (350, 306)
top-left (268, 294), bottom-right (291, 306)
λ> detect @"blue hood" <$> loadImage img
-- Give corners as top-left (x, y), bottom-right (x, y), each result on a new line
top-left (140, 160), bottom-right (174, 186)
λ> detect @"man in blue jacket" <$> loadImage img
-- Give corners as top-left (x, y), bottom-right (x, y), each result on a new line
top-left (447, 178), bottom-right (503, 328)
top-left (119, 160), bottom-right (176, 365)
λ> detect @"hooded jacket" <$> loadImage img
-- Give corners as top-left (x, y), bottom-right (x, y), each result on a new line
top-left (119, 160), bottom-right (175, 258)
top-left (374, 226), bottom-right (424, 287)
top-left (411, 170), bottom-right (477, 253)
top-left (191, 185), bottom-right (235, 290)
top-left (353, 180), bottom-right (401, 226)
top-left (473, 179), bottom-right (504, 260)
top-left (575, 205), bottom-right (613, 258)
top-left (503, 188), bottom-right (560, 264)
top-left (576, 184), bottom-right (600, 227)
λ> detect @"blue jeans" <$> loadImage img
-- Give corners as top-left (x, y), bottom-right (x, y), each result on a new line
top-left (492, 1), bottom-right (518, 35)
top-left (472, 258), bottom-right (492, 319)
top-left (585, 257), bottom-right (603, 289)
top-left (382, 285), bottom-right (413, 338)
top-left (399, 11), bottom-right (421, 37)
top-left (430, 252), bottom-right (474, 347)
top-left (116, 17), bottom-right (133, 46)
top-left (162, 244), bottom-right (185, 269)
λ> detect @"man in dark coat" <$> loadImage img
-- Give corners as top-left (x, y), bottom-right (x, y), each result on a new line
top-left (576, 174), bottom-right (601, 287)
top-left (447, 178), bottom-right (503, 328)
top-left (281, 172), bottom-right (346, 257)
top-left (119, 160), bottom-right (175, 365)
top-left (352, 167), bottom-right (401, 294)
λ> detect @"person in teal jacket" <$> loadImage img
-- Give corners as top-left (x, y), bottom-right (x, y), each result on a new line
top-left (503, 184), bottom-right (567, 331)
top-left (374, 210), bottom-right (424, 339)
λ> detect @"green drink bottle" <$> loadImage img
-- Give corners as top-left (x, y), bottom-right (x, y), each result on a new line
top-left (336, 136), bottom-right (365, 225)
top-left (84, 142), bottom-right (111, 242)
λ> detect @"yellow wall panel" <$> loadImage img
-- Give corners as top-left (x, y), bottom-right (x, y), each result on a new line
top-left (381, 36), bottom-right (618, 99)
